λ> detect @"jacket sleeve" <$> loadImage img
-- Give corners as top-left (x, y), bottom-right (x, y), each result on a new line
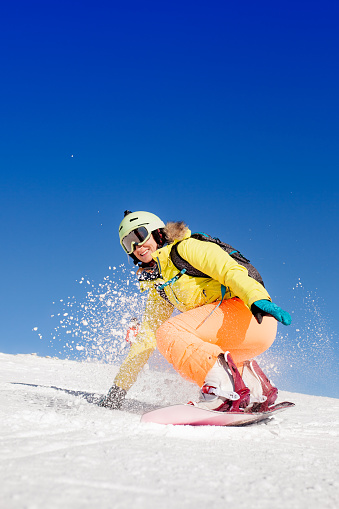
top-left (178, 238), bottom-right (272, 309)
top-left (114, 286), bottom-right (174, 391)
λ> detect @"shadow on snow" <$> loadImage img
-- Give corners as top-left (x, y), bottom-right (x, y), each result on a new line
top-left (10, 382), bottom-right (159, 414)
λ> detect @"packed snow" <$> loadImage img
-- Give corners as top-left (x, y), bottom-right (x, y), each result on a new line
top-left (1, 352), bottom-right (338, 509)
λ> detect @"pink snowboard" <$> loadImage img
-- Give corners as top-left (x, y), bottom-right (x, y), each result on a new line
top-left (141, 401), bottom-right (295, 426)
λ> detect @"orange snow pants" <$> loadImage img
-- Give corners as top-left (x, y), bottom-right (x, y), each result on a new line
top-left (156, 297), bottom-right (277, 387)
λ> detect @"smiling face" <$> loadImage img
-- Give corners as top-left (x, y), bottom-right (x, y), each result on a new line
top-left (133, 234), bottom-right (158, 263)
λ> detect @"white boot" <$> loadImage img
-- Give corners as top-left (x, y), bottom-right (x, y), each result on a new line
top-left (193, 352), bottom-right (250, 412)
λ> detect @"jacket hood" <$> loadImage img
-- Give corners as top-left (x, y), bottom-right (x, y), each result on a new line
top-left (164, 221), bottom-right (190, 244)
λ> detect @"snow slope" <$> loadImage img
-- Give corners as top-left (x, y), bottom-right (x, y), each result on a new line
top-left (1, 352), bottom-right (338, 509)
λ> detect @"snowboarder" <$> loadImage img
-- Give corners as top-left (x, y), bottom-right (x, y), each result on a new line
top-left (99, 211), bottom-right (291, 412)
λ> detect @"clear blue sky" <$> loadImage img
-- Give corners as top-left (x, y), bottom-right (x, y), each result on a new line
top-left (1, 1), bottom-right (338, 397)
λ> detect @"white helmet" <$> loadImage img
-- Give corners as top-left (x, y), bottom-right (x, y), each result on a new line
top-left (119, 210), bottom-right (165, 254)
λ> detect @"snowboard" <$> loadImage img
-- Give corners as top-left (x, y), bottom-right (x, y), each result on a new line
top-left (141, 401), bottom-right (295, 426)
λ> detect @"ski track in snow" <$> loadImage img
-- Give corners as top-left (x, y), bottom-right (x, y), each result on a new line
top-left (0, 353), bottom-right (338, 509)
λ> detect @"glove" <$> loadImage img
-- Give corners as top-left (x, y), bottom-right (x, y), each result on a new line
top-left (251, 300), bottom-right (291, 326)
top-left (98, 384), bottom-right (126, 409)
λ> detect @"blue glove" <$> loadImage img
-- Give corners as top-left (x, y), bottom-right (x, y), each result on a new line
top-left (251, 300), bottom-right (292, 325)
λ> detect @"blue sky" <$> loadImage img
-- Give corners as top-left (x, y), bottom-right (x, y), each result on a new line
top-left (1, 1), bottom-right (338, 397)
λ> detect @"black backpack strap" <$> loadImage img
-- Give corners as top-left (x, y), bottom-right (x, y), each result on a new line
top-left (170, 242), bottom-right (210, 278)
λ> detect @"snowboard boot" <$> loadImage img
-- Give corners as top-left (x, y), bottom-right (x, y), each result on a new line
top-left (242, 359), bottom-right (278, 412)
top-left (98, 384), bottom-right (127, 409)
top-left (191, 352), bottom-right (250, 412)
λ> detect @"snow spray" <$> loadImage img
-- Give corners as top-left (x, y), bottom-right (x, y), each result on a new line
top-left (37, 272), bottom-right (337, 396)
top-left (46, 265), bottom-right (147, 364)
top-left (258, 278), bottom-right (337, 397)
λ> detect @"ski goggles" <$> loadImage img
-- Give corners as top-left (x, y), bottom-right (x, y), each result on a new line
top-left (121, 226), bottom-right (151, 254)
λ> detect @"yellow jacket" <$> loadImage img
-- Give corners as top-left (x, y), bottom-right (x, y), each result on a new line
top-left (114, 227), bottom-right (271, 390)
